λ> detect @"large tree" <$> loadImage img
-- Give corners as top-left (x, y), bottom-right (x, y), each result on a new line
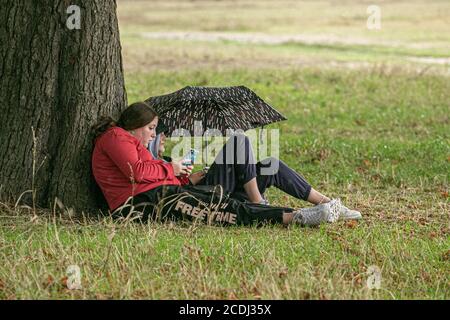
top-left (0, 0), bottom-right (127, 213)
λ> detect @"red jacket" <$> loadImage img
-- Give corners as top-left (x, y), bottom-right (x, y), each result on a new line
top-left (92, 126), bottom-right (189, 211)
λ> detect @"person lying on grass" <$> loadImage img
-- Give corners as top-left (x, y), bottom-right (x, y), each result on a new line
top-left (91, 102), bottom-right (361, 227)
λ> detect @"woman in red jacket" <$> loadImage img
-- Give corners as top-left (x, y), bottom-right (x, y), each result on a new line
top-left (92, 102), bottom-right (355, 227)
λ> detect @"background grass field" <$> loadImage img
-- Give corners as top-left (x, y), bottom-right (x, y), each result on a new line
top-left (0, 0), bottom-right (448, 299)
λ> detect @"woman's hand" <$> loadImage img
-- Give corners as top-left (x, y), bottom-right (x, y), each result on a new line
top-left (189, 171), bottom-right (206, 185)
top-left (172, 159), bottom-right (193, 176)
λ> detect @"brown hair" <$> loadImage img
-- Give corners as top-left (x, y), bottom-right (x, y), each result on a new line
top-left (92, 102), bottom-right (158, 139)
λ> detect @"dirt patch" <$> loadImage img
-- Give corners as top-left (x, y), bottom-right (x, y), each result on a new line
top-left (121, 31), bottom-right (450, 76)
top-left (139, 31), bottom-right (450, 50)
top-left (407, 57), bottom-right (450, 65)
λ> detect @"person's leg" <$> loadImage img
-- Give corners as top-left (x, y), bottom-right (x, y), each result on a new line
top-left (128, 184), bottom-right (288, 226)
top-left (243, 178), bottom-right (263, 203)
top-left (254, 157), bottom-right (333, 205)
top-left (198, 134), bottom-right (263, 203)
top-left (254, 157), bottom-right (313, 201)
top-left (306, 189), bottom-right (331, 205)
top-left (197, 136), bottom-right (359, 220)
top-left (200, 137), bottom-right (320, 205)
top-left (123, 184), bottom-right (339, 226)
top-left (254, 157), bottom-right (361, 220)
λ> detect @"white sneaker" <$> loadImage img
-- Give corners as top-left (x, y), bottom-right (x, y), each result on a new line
top-left (292, 203), bottom-right (330, 227)
top-left (339, 205), bottom-right (362, 220)
top-left (323, 198), bottom-right (342, 223)
top-left (326, 198), bottom-right (362, 221)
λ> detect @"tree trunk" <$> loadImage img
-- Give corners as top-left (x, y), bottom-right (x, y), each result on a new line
top-left (0, 0), bottom-right (127, 213)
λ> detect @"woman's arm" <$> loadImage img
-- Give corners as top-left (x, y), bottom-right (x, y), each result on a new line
top-left (188, 171), bottom-right (205, 185)
top-left (102, 132), bottom-right (175, 183)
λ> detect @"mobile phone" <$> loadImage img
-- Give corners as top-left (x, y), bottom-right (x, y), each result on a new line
top-left (182, 149), bottom-right (199, 166)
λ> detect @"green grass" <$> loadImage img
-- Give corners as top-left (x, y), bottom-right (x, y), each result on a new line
top-left (1, 67), bottom-right (448, 299)
top-left (1, 0), bottom-right (449, 300)
top-left (0, 213), bottom-right (448, 299)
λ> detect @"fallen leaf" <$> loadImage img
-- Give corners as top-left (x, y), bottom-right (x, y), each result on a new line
top-left (252, 286), bottom-right (261, 299)
top-left (345, 220), bottom-right (358, 228)
top-left (418, 217), bottom-right (428, 225)
top-left (42, 249), bottom-right (53, 258)
top-left (302, 292), bottom-right (311, 299)
top-left (363, 159), bottom-right (371, 167)
top-left (352, 273), bottom-right (363, 286)
top-left (356, 166), bottom-right (366, 174)
top-left (228, 292), bottom-right (238, 300)
top-left (95, 293), bottom-right (110, 300)
top-left (43, 275), bottom-right (54, 288)
top-left (278, 268), bottom-right (288, 278)
top-left (319, 290), bottom-right (328, 300)
top-left (371, 173), bottom-right (381, 181)
top-left (440, 191), bottom-right (448, 198)
top-left (60, 276), bottom-right (68, 288)
top-left (421, 271), bottom-right (431, 282)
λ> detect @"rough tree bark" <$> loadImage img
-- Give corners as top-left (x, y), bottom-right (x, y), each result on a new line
top-left (0, 0), bottom-right (127, 213)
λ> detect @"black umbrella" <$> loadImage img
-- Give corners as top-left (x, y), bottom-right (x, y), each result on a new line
top-left (145, 86), bottom-right (286, 136)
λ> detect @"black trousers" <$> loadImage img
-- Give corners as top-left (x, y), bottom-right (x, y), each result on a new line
top-left (198, 134), bottom-right (312, 202)
top-left (118, 184), bottom-right (292, 226)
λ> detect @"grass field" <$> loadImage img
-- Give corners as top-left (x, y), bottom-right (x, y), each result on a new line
top-left (0, 0), bottom-right (449, 299)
